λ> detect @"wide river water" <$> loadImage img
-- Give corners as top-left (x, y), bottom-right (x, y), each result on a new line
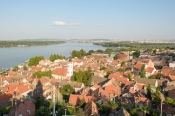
top-left (0, 42), bottom-right (106, 69)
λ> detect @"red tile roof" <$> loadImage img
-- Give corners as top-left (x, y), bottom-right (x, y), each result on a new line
top-left (52, 68), bottom-right (67, 76)
top-left (15, 85), bottom-right (31, 94)
top-left (69, 94), bottom-right (93, 106)
top-left (168, 74), bottom-right (175, 81)
top-left (146, 67), bottom-right (154, 73)
top-left (105, 85), bottom-right (121, 96)
top-left (108, 72), bottom-right (128, 84)
top-left (0, 92), bottom-right (13, 102)
top-left (134, 63), bottom-right (143, 71)
top-left (8, 100), bottom-right (35, 116)
top-left (118, 54), bottom-right (127, 60)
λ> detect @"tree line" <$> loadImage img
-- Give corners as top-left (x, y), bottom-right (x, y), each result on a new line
top-left (0, 41), bottom-right (64, 48)
top-left (93, 41), bottom-right (175, 50)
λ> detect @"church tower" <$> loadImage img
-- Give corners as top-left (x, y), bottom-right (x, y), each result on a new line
top-left (67, 54), bottom-right (73, 78)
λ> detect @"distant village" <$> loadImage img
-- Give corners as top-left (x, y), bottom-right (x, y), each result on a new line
top-left (1, 47), bottom-right (175, 116)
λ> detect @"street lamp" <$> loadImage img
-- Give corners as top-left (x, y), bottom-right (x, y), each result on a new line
top-left (64, 108), bottom-right (67, 116)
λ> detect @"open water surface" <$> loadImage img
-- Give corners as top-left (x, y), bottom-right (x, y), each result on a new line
top-left (0, 43), bottom-right (106, 69)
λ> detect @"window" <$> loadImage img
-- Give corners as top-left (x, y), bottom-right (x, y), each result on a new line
top-left (27, 110), bottom-right (31, 114)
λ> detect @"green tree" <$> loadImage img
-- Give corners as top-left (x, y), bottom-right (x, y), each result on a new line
top-left (35, 106), bottom-right (51, 116)
top-left (121, 61), bottom-right (126, 67)
top-left (72, 49), bottom-right (86, 58)
top-left (140, 64), bottom-right (146, 78)
top-left (98, 100), bottom-right (118, 116)
top-left (12, 66), bottom-right (18, 71)
top-left (23, 65), bottom-right (27, 70)
top-left (0, 106), bottom-right (12, 115)
top-left (98, 104), bottom-right (111, 115)
top-left (49, 54), bottom-right (66, 62)
top-left (28, 56), bottom-right (44, 66)
top-left (132, 51), bottom-right (140, 58)
top-left (146, 84), bottom-right (152, 100)
top-left (118, 68), bottom-right (125, 76)
top-left (153, 49), bottom-right (156, 54)
top-left (74, 108), bottom-right (86, 116)
top-left (33, 70), bottom-right (52, 78)
top-left (71, 67), bottom-right (93, 86)
top-left (100, 67), bottom-right (107, 71)
top-left (78, 98), bottom-right (86, 109)
top-left (166, 97), bottom-right (175, 107)
top-left (127, 73), bottom-right (132, 81)
top-left (96, 49), bottom-right (104, 53)
top-left (105, 48), bottom-right (113, 53)
top-left (87, 50), bottom-right (94, 55)
top-left (35, 97), bottom-right (50, 109)
top-left (113, 54), bottom-right (118, 60)
top-left (152, 89), bottom-right (161, 105)
top-left (148, 75), bottom-right (155, 79)
top-left (130, 108), bottom-right (138, 116)
top-left (107, 100), bottom-right (118, 110)
top-left (155, 73), bottom-right (163, 79)
top-left (59, 84), bottom-right (75, 100)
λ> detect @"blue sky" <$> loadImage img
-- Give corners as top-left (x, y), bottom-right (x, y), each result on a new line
top-left (0, 0), bottom-right (175, 40)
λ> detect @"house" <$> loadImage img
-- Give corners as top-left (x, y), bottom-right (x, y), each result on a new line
top-left (39, 58), bottom-right (51, 66)
top-left (72, 57), bottom-right (83, 66)
top-left (134, 96), bottom-right (152, 108)
top-left (145, 67), bottom-right (156, 77)
top-left (2, 77), bottom-right (14, 87)
top-left (91, 76), bottom-right (108, 86)
top-left (134, 77), bottom-right (159, 88)
top-left (8, 100), bottom-right (35, 116)
top-left (94, 70), bottom-right (106, 78)
top-left (140, 59), bottom-right (154, 68)
top-left (91, 87), bottom-right (109, 102)
top-left (29, 65), bottom-right (44, 72)
top-left (105, 85), bottom-right (121, 99)
top-left (0, 92), bottom-right (13, 103)
top-left (59, 81), bottom-right (84, 93)
top-left (133, 63), bottom-right (143, 74)
top-left (115, 97), bottom-right (134, 108)
top-left (14, 85), bottom-right (32, 97)
top-left (52, 68), bottom-right (68, 80)
top-left (22, 77), bottom-right (34, 84)
top-left (158, 102), bottom-right (175, 116)
top-left (161, 67), bottom-right (175, 81)
top-left (112, 107), bottom-right (131, 116)
top-left (169, 61), bottom-right (175, 68)
top-left (85, 100), bottom-right (100, 116)
top-left (122, 88), bottom-right (136, 97)
top-left (104, 78), bottom-right (121, 87)
top-left (118, 53), bottom-right (128, 61)
top-left (69, 94), bottom-right (93, 106)
top-left (108, 72), bottom-right (129, 85)
top-left (168, 89), bottom-right (175, 99)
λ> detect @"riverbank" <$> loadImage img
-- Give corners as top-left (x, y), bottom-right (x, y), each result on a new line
top-left (0, 41), bottom-right (65, 48)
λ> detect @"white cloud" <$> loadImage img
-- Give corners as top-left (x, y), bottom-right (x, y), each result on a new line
top-left (52, 21), bottom-right (84, 27)
top-left (53, 21), bottom-right (67, 26)
top-left (97, 24), bottom-right (103, 26)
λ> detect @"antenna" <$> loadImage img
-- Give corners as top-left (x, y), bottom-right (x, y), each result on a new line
top-left (53, 85), bottom-right (56, 116)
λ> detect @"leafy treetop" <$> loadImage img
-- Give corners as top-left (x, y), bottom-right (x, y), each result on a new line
top-left (28, 56), bottom-right (44, 66)
top-left (49, 54), bottom-right (66, 62)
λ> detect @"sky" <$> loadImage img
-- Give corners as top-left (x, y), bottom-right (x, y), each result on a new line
top-left (0, 0), bottom-right (175, 40)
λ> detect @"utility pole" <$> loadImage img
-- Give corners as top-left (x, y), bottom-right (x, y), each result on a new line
top-left (160, 94), bottom-right (162, 116)
top-left (160, 91), bottom-right (163, 116)
top-left (53, 85), bottom-right (56, 116)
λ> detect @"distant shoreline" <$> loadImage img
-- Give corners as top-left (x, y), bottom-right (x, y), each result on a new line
top-left (0, 40), bottom-right (65, 48)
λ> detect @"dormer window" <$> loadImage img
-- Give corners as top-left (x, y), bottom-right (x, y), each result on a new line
top-left (27, 109), bottom-right (31, 114)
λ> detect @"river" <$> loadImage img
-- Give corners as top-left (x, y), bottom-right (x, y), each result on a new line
top-left (0, 42), bottom-right (106, 69)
